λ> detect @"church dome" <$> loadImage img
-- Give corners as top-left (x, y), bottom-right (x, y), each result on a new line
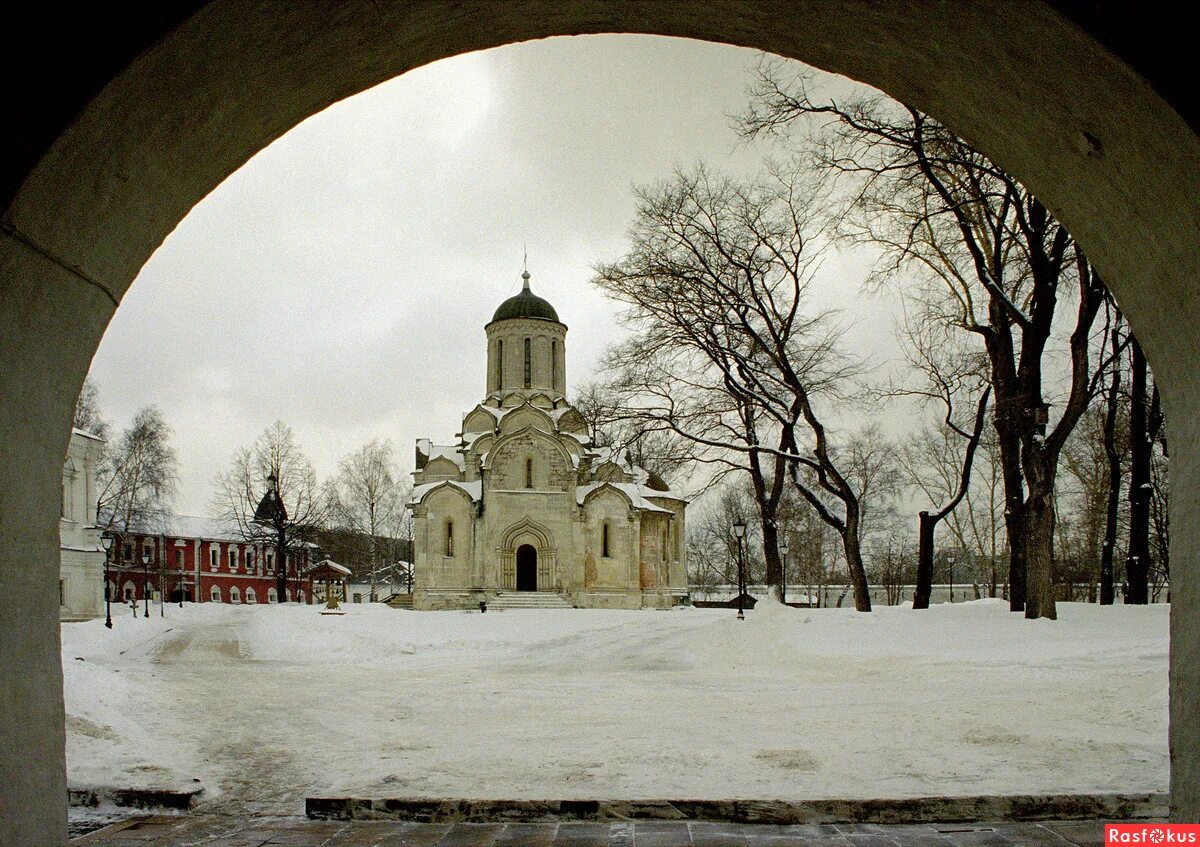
top-left (492, 271), bottom-right (559, 323)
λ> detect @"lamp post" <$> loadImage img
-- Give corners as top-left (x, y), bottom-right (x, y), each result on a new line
top-left (779, 539), bottom-right (790, 605)
top-left (141, 544), bottom-right (153, 617)
top-left (733, 519), bottom-right (747, 620)
top-left (946, 553), bottom-right (956, 604)
top-left (101, 532), bottom-right (114, 629)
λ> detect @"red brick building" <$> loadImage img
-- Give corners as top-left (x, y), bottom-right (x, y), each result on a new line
top-left (106, 516), bottom-right (317, 606)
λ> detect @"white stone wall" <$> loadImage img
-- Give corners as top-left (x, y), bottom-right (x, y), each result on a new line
top-left (59, 430), bottom-right (105, 620)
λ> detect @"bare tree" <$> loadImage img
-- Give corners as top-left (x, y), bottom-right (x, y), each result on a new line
top-left (573, 380), bottom-right (700, 486)
top-left (96, 406), bottom-right (179, 532)
top-left (594, 163), bottom-right (875, 609)
top-left (73, 377), bottom-right (111, 440)
top-left (331, 440), bottom-right (404, 601)
top-left (739, 60), bottom-right (1109, 620)
top-left (888, 315), bottom-right (992, 608)
top-left (210, 420), bottom-right (328, 601)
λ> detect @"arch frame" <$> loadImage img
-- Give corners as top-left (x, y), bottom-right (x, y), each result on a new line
top-left (496, 516), bottom-right (557, 591)
top-left (2, 4), bottom-right (1200, 841)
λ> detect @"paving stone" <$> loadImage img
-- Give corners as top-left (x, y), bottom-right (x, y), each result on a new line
top-left (609, 822), bottom-right (635, 846)
top-left (552, 822), bottom-right (614, 846)
top-left (924, 827), bottom-right (1011, 846)
top-left (263, 822), bottom-right (348, 845)
top-left (1037, 821), bottom-right (1106, 847)
top-left (435, 822), bottom-right (503, 846)
top-left (844, 834), bottom-right (901, 847)
top-left (631, 821), bottom-right (694, 846)
top-left (493, 822), bottom-right (558, 845)
top-left (326, 821), bottom-right (454, 846)
top-left (880, 824), bottom-right (956, 847)
top-left (687, 822), bottom-right (751, 846)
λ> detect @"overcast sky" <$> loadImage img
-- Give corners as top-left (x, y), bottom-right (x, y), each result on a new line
top-left (88, 35), bottom-right (901, 516)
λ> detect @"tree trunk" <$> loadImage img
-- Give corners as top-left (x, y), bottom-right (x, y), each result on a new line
top-left (1024, 487), bottom-right (1058, 620)
top-left (842, 506), bottom-right (872, 612)
top-left (1100, 349), bottom-right (1122, 605)
top-left (1004, 494), bottom-right (1027, 612)
top-left (913, 510), bottom-right (936, 609)
top-left (1125, 339), bottom-right (1151, 604)
top-left (760, 517), bottom-right (783, 602)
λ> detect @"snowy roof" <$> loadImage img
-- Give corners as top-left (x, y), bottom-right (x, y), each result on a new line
top-left (307, 558), bottom-right (352, 576)
top-left (163, 515), bottom-right (241, 542)
top-left (71, 427), bottom-right (106, 442)
top-left (425, 444), bottom-right (465, 470)
top-left (410, 479), bottom-right (483, 504)
top-left (576, 482), bottom-right (675, 514)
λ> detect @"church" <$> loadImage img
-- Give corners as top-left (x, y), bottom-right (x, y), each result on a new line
top-left (409, 271), bottom-right (688, 611)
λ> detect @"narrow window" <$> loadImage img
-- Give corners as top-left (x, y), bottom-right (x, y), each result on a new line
top-left (124, 543), bottom-right (133, 561)
top-left (662, 526), bottom-right (668, 562)
top-left (497, 340), bottom-right (503, 387)
top-left (602, 523), bottom-right (610, 558)
top-left (211, 585), bottom-right (222, 603)
top-left (59, 579), bottom-right (65, 606)
top-left (551, 340), bottom-right (558, 388)
top-left (525, 457), bottom-right (533, 489)
top-left (175, 549), bottom-right (183, 567)
top-left (445, 520), bottom-right (454, 557)
top-left (524, 337), bottom-right (531, 388)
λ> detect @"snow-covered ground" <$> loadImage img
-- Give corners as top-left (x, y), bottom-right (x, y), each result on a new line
top-left (61, 600), bottom-right (1168, 814)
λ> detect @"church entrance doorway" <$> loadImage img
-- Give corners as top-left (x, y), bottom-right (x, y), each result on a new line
top-left (516, 545), bottom-right (537, 591)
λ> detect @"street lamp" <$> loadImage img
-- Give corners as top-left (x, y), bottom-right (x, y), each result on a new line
top-left (946, 553), bottom-right (956, 604)
top-left (141, 544), bottom-right (152, 618)
top-left (101, 531), bottom-right (114, 629)
top-left (779, 539), bottom-right (790, 605)
top-left (733, 519), bottom-right (747, 620)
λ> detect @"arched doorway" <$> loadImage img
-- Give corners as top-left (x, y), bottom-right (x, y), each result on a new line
top-left (2, 6), bottom-right (1200, 842)
top-left (516, 544), bottom-right (538, 591)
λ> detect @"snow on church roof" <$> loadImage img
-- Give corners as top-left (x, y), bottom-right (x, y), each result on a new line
top-left (575, 482), bottom-right (676, 514)
top-left (410, 479), bottom-right (483, 504)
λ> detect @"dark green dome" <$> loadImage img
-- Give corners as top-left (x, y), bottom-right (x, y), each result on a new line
top-left (492, 271), bottom-right (559, 323)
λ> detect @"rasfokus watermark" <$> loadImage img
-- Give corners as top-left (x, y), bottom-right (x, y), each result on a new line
top-left (1107, 824), bottom-right (1200, 843)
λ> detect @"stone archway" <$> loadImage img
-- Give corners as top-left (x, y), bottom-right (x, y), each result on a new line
top-left (3, 5), bottom-right (1199, 843)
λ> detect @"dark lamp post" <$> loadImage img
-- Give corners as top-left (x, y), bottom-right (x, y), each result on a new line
top-left (947, 553), bottom-right (956, 604)
top-left (101, 532), bottom-right (114, 629)
top-left (733, 519), bottom-right (747, 621)
top-left (142, 546), bottom-right (152, 617)
top-left (779, 539), bottom-right (790, 605)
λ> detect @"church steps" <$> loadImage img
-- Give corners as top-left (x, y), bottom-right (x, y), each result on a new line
top-left (488, 592), bottom-right (574, 610)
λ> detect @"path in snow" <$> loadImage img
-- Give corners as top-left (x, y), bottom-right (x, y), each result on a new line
top-left (61, 600), bottom-right (1168, 814)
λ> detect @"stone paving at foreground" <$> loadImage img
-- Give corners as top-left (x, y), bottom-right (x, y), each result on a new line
top-left (73, 814), bottom-right (1112, 846)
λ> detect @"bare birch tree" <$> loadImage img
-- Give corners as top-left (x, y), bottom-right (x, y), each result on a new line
top-left (96, 405), bottom-right (179, 532)
top-left (331, 440), bottom-right (404, 600)
top-left (73, 377), bottom-right (111, 440)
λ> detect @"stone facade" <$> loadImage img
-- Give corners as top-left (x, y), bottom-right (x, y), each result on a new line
top-left (410, 272), bottom-right (688, 610)
top-left (59, 429), bottom-right (106, 620)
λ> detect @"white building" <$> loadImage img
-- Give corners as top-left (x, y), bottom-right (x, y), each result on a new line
top-left (409, 271), bottom-right (689, 610)
top-left (59, 428), bottom-right (106, 620)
